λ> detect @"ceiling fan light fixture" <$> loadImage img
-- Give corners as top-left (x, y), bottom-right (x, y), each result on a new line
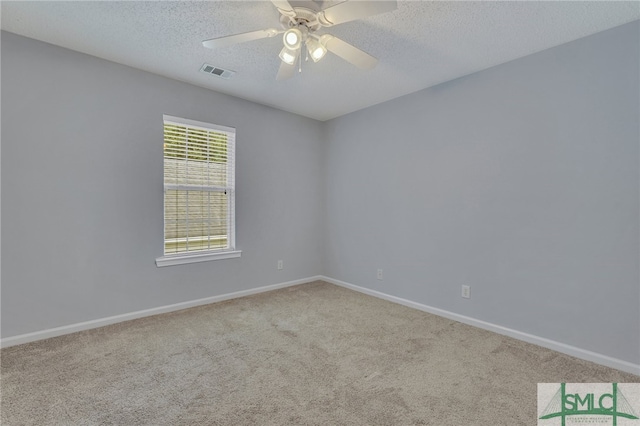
top-left (283, 28), bottom-right (302, 50)
top-left (279, 46), bottom-right (299, 65)
top-left (201, 0), bottom-right (396, 80)
top-left (306, 37), bottom-right (327, 62)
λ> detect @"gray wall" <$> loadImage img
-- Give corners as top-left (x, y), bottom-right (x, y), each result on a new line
top-left (1, 31), bottom-right (324, 337)
top-left (324, 21), bottom-right (639, 364)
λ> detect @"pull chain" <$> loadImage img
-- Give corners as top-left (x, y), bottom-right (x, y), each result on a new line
top-left (299, 48), bottom-right (303, 73)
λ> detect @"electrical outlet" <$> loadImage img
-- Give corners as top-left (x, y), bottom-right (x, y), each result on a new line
top-left (377, 269), bottom-right (383, 280)
top-left (461, 285), bottom-right (470, 299)
top-left (277, 260), bottom-right (283, 270)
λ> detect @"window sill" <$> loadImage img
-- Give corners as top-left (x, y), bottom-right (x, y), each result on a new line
top-left (156, 250), bottom-right (242, 267)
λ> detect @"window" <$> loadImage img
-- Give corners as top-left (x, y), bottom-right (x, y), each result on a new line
top-left (156, 115), bottom-right (240, 267)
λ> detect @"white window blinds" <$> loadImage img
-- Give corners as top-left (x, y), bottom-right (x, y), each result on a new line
top-left (162, 115), bottom-right (236, 256)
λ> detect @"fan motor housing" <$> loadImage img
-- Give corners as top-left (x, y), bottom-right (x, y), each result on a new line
top-left (280, 7), bottom-right (320, 32)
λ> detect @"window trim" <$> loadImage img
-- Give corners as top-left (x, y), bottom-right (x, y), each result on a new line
top-left (156, 250), bottom-right (242, 267)
top-left (156, 115), bottom-right (241, 267)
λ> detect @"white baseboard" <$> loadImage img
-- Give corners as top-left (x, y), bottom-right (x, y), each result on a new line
top-left (320, 276), bottom-right (640, 376)
top-left (3, 274), bottom-right (638, 376)
top-left (0, 276), bottom-right (323, 349)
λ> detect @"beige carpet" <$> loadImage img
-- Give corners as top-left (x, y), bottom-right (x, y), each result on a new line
top-left (1, 281), bottom-right (637, 425)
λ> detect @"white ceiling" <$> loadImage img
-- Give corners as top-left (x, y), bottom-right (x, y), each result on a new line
top-left (2, 1), bottom-right (638, 121)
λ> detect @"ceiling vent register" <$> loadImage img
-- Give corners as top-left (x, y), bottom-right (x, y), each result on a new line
top-left (200, 64), bottom-right (236, 79)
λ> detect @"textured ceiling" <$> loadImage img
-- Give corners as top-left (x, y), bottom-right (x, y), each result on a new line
top-left (2, 1), bottom-right (638, 121)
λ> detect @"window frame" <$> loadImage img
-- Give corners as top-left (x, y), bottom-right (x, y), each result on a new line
top-left (156, 115), bottom-right (241, 267)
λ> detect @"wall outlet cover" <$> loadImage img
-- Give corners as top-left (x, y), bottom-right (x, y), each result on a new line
top-left (462, 285), bottom-right (470, 299)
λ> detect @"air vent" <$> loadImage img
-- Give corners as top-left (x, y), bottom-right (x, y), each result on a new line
top-left (200, 64), bottom-right (236, 79)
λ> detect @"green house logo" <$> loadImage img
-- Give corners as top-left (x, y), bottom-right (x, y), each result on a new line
top-left (539, 383), bottom-right (639, 426)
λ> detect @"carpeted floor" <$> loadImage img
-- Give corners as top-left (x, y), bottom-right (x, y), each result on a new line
top-left (1, 281), bottom-right (637, 425)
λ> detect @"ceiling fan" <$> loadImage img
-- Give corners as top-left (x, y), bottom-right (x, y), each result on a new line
top-left (202, 0), bottom-right (397, 80)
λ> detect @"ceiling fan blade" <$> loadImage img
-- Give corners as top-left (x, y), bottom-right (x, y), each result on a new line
top-left (202, 28), bottom-right (281, 49)
top-left (318, 0), bottom-right (397, 27)
top-left (276, 61), bottom-right (296, 81)
top-left (270, 0), bottom-right (296, 19)
top-left (323, 35), bottom-right (378, 69)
